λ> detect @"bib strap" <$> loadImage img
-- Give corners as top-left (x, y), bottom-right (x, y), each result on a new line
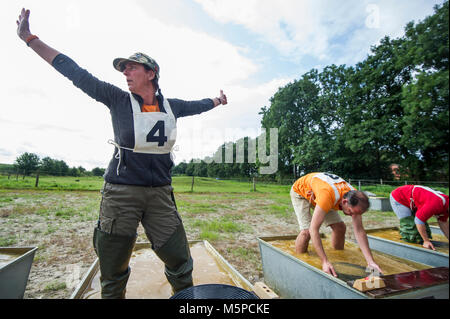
top-left (107, 139), bottom-right (180, 176)
top-left (108, 139), bottom-right (133, 176)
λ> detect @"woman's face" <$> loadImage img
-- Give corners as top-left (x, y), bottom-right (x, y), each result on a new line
top-left (122, 62), bottom-right (154, 93)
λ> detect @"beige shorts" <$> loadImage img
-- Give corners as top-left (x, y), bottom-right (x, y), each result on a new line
top-left (290, 187), bottom-right (343, 231)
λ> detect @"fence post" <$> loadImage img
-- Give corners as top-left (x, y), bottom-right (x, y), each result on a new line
top-left (358, 180), bottom-right (361, 191)
top-left (253, 177), bottom-right (256, 192)
top-left (35, 170), bottom-right (40, 188)
top-left (191, 175), bottom-right (195, 192)
top-left (380, 178), bottom-right (383, 185)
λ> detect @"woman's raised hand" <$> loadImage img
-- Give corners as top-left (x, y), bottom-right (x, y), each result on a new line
top-left (16, 8), bottom-right (32, 41)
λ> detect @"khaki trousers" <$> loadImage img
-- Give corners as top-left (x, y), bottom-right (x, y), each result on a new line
top-left (99, 182), bottom-right (182, 250)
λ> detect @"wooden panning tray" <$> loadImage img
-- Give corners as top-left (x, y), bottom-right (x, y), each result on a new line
top-left (70, 241), bottom-right (253, 299)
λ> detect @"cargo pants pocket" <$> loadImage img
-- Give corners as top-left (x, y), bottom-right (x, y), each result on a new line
top-left (98, 183), bottom-right (116, 234)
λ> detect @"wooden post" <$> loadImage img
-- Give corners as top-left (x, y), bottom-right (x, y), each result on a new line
top-left (358, 180), bottom-right (361, 191)
top-left (253, 177), bottom-right (256, 192)
top-left (380, 178), bottom-right (383, 185)
top-left (35, 170), bottom-right (40, 188)
top-left (191, 175), bottom-right (195, 192)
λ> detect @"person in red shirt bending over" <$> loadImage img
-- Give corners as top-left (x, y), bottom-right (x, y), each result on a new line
top-left (390, 185), bottom-right (449, 250)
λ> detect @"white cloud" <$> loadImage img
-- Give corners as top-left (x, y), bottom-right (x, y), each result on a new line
top-left (195, 0), bottom-right (444, 65)
top-left (1, 0), bottom-right (444, 169)
top-left (0, 0), bottom-right (265, 168)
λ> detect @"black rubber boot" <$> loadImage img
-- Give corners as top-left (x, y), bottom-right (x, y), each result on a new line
top-left (93, 227), bottom-right (137, 299)
top-left (154, 223), bottom-right (193, 294)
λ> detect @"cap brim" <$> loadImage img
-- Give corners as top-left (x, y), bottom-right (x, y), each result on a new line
top-left (113, 58), bottom-right (132, 72)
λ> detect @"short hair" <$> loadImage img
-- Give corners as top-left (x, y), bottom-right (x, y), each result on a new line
top-left (343, 190), bottom-right (370, 211)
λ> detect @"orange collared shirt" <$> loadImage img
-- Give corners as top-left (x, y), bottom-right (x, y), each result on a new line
top-left (292, 172), bottom-right (354, 213)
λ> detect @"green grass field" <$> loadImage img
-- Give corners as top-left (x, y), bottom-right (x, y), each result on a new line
top-left (0, 174), bottom-right (292, 193)
top-left (1, 174), bottom-right (447, 195)
top-left (1, 174), bottom-right (447, 298)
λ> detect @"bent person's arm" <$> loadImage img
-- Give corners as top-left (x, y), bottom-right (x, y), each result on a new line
top-left (438, 220), bottom-right (449, 240)
top-left (352, 214), bottom-right (383, 274)
top-left (17, 8), bottom-right (60, 65)
top-left (310, 206), bottom-right (337, 277)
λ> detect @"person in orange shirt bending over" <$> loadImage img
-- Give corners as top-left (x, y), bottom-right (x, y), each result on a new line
top-left (290, 172), bottom-right (383, 277)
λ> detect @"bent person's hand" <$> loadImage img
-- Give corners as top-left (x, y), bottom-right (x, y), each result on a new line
top-left (322, 261), bottom-right (337, 277)
top-left (422, 240), bottom-right (436, 251)
top-left (16, 8), bottom-right (32, 41)
top-left (367, 261), bottom-right (383, 276)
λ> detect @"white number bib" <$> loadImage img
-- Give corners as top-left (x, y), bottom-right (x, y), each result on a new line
top-left (108, 94), bottom-right (177, 175)
top-left (130, 94), bottom-right (177, 154)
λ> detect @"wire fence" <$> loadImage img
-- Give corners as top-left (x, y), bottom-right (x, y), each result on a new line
top-left (182, 175), bottom-right (449, 193)
top-left (1, 169), bottom-right (449, 192)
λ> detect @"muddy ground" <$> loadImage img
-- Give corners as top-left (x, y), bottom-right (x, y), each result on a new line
top-left (0, 189), bottom-right (399, 299)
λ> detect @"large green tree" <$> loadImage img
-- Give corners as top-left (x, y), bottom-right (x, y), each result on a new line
top-left (399, 1), bottom-right (449, 180)
top-left (175, 2), bottom-right (449, 181)
top-left (259, 1), bottom-right (448, 181)
top-left (260, 70), bottom-right (320, 177)
top-left (14, 152), bottom-right (40, 175)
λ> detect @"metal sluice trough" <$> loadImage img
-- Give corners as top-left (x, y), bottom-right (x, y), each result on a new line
top-left (430, 225), bottom-right (444, 236)
top-left (258, 235), bottom-right (449, 299)
top-left (366, 227), bottom-right (449, 268)
top-left (71, 240), bottom-right (254, 299)
top-left (0, 247), bottom-right (38, 299)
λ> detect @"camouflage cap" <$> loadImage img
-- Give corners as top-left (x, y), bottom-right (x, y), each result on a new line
top-left (113, 52), bottom-right (160, 79)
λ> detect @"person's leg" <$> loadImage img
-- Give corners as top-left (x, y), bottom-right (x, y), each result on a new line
top-left (290, 187), bottom-right (313, 253)
top-left (93, 183), bottom-right (142, 299)
top-left (329, 222), bottom-right (346, 250)
top-left (324, 210), bottom-right (345, 250)
top-left (295, 229), bottom-right (311, 253)
top-left (389, 194), bottom-right (412, 219)
top-left (141, 185), bottom-right (193, 293)
top-left (389, 194), bottom-right (425, 243)
top-left (93, 228), bottom-right (137, 298)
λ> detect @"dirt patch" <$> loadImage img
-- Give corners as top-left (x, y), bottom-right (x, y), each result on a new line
top-left (0, 190), bottom-right (399, 298)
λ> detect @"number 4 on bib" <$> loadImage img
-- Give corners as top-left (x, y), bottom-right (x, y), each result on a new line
top-left (146, 121), bottom-right (168, 146)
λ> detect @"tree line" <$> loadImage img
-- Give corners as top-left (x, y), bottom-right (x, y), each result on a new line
top-left (174, 2), bottom-right (449, 182)
top-left (172, 138), bottom-right (261, 180)
top-left (3, 152), bottom-right (105, 177)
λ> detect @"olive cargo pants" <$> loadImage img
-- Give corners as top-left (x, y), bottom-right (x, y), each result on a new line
top-left (93, 183), bottom-right (193, 298)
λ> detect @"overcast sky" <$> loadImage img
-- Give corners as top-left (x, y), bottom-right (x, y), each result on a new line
top-left (0, 0), bottom-right (444, 170)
